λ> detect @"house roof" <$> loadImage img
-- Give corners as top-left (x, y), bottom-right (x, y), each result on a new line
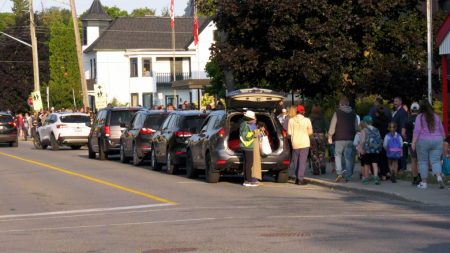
top-left (84, 16), bottom-right (210, 53)
top-left (81, 0), bottom-right (112, 21)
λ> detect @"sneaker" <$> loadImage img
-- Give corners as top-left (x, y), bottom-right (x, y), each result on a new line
top-left (296, 179), bottom-right (308, 185)
top-left (374, 176), bottom-right (380, 185)
top-left (335, 175), bottom-right (344, 183)
top-left (391, 174), bottom-right (397, 183)
top-left (243, 181), bottom-right (252, 187)
top-left (437, 176), bottom-right (445, 189)
top-left (249, 181), bottom-right (260, 187)
top-left (417, 182), bottom-right (428, 189)
top-left (361, 178), bottom-right (369, 185)
top-left (412, 177), bottom-right (420, 186)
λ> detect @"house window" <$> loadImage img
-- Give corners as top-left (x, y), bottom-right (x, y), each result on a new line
top-left (142, 58), bottom-right (152, 77)
top-left (142, 93), bottom-right (153, 108)
top-left (93, 58), bottom-right (97, 79)
top-left (131, 93), bottom-right (139, 106)
top-left (83, 26), bottom-right (87, 45)
top-left (130, 58), bottom-right (138, 77)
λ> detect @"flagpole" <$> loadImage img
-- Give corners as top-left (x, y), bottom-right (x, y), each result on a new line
top-left (195, 1), bottom-right (201, 109)
top-left (171, 0), bottom-right (177, 108)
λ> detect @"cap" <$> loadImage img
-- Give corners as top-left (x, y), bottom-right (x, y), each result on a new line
top-left (244, 110), bottom-right (256, 120)
top-left (363, 115), bottom-right (373, 124)
top-left (281, 108), bottom-right (287, 113)
top-left (296, 105), bottom-right (305, 113)
top-left (410, 102), bottom-right (420, 111)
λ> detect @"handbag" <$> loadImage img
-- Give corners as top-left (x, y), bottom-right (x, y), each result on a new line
top-left (260, 133), bottom-right (272, 156)
top-left (443, 157), bottom-right (450, 176)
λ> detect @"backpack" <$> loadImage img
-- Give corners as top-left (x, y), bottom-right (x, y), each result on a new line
top-left (364, 127), bottom-right (382, 154)
top-left (386, 133), bottom-right (403, 159)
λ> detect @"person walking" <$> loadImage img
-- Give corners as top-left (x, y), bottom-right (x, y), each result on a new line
top-left (309, 104), bottom-right (328, 175)
top-left (358, 115), bottom-right (383, 185)
top-left (288, 105), bottom-right (313, 185)
top-left (412, 100), bottom-right (446, 189)
top-left (286, 106), bottom-right (299, 180)
top-left (384, 122), bottom-right (403, 183)
top-left (392, 96), bottom-right (408, 171)
top-left (240, 110), bottom-right (259, 187)
top-left (405, 102), bottom-right (421, 185)
top-left (328, 96), bottom-right (359, 182)
top-left (373, 105), bottom-right (390, 180)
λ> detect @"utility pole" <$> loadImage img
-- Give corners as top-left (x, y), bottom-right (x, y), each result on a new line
top-left (69, 0), bottom-right (89, 109)
top-left (29, 0), bottom-right (40, 92)
top-left (427, 0), bottom-right (433, 104)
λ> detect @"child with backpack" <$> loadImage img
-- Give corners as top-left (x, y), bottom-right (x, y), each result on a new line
top-left (357, 115), bottom-right (382, 185)
top-left (384, 122), bottom-right (403, 183)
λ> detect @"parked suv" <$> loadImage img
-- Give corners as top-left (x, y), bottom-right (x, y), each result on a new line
top-left (35, 112), bottom-right (91, 150)
top-left (88, 107), bottom-right (140, 160)
top-left (120, 110), bottom-right (170, 166)
top-left (151, 110), bottom-right (208, 174)
top-left (186, 88), bottom-right (290, 183)
top-left (0, 112), bottom-right (18, 147)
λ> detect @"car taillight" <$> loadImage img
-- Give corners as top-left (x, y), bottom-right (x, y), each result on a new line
top-left (218, 128), bottom-right (225, 137)
top-left (282, 160), bottom-right (290, 165)
top-left (8, 122), bottom-right (16, 128)
top-left (282, 128), bottom-right (287, 138)
top-left (175, 151), bottom-right (185, 155)
top-left (104, 126), bottom-right (110, 137)
top-left (140, 128), bottom-right (156, 135)
top-left (216, 160), bottom-right (226, 165)
top-left (175, 131), bottom-right (192, 138)
top-left (56, 124), bottom-right (67, 129)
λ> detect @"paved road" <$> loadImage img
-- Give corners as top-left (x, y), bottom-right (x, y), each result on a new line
top-left (0, 141), bottom-right (449, 253)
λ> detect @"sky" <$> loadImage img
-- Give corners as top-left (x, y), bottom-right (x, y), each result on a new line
top-left (0, 0), bottom-right (189, 16)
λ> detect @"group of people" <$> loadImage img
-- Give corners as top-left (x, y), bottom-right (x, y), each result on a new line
top-left (240, 95), bottom-right (448, 189)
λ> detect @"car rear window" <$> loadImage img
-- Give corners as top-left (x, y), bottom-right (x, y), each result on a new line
top-left (0, 115), bottom-right (13, 123)
top-left (60, 115), bottom-right (90, 123)
top-left (181, 115), bottom-right (207, 133)
top-left (110, 110), bottom-right (137, 126)
top-left (144, 114), bottom-right (168, 130)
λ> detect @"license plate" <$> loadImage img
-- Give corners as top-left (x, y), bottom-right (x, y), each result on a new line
top-left (74, 128), bottom-right (82, 133)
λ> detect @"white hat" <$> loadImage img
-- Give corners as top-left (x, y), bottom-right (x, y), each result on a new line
top-left (410, 102), bottom-right (420, 111)
top-left (282, 108), bottom-right (287, 113)
top-left (244, 110), bottom-right (256, 120)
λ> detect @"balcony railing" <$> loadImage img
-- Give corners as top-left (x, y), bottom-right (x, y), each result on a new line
top-left (155, 72), bottom-right (191, 84)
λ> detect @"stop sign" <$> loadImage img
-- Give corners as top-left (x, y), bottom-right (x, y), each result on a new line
top-left (27, 97), bottom-right (33, 106)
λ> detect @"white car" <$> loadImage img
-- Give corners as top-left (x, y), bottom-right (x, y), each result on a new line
top-left (35, 112), bottom-right (91, 150)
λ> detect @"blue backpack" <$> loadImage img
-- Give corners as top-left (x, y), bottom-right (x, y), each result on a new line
top-left (364, 127), bottom-right (382, 154)
top-left (386, 133), bottom-right (403, 159)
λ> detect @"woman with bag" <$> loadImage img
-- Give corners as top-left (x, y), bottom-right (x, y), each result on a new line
top-left (412, 100), bottom-right (446, 189)
top-left (288, 105), bottom-right (313, 185)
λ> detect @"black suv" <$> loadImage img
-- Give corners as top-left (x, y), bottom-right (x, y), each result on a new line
top-left (0, 112), bottom-right (18, 147)
top-left (120, 110), bottom-right (170, 166)
top-left (151, 110), bottom-right (208, 174)
top-left (186, 88), bottom-right (290, 183)
top-left (88, 107), bottom-right (140, 160)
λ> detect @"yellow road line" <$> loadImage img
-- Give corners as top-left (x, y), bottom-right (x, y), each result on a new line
top-left (0, 151), bottom-right (177, 205)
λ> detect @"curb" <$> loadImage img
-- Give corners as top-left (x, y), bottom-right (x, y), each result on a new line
top-left (304, 177), bottom-right (425, 205)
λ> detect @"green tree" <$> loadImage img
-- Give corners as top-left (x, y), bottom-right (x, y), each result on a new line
top-left (161, 7), bottom-right (170, 17)
top-left (48, 19), bottom-right (81, 109)
top-left (11, 0), bottom-right (28, 18)
top-left (41, 7), bottom-right (71, 27)
top-left (103, 6), bottom-right (128, 19)
top-left (131, 7), bottom-right (155, 17)
top-left (0, 13), bottom-right (15, 30)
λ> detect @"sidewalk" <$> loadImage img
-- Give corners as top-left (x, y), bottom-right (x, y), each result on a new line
top-left (303, 163), bottom-right (450, 206)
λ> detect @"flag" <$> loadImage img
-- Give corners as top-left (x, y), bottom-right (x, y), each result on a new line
top-left (193, 16), bottom-right (199, 46)
top-left (170, 0), bottom-right (174, 29)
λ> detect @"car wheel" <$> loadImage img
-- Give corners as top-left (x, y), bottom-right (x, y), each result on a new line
top-left (205, 153), bottom-right (220, 183)
top-left (70, 145), bottom-right (82, 150)
top-left (185, 150), bottom-right (198, 179)
top-left (9, 140), bottom-right (18, 147)
top-left (132, 144), bottom-right (142, 166)
top-left (276, 171), bottom-right (288, 183)
top-left (98, 140), bottom-right (108, 160)
top-left (33, 134), bottom-right (42, 149)
top-left (166, 151), bottom-right (178, 175)
top-left (120, 142), bottom-right (130, 163)
top-left (50, 134), bottom-right (59, 151)
top-left (88, 140), bottom-right (96, 159)
top-left (151, 148), bottom-right (161, 171)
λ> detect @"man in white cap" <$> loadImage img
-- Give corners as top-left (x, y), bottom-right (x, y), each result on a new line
top-left (240, 110), bottom-right (258, 186)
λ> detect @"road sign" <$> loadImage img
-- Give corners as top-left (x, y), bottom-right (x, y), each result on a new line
top-left (94, 84), bottom-right (107, 110)
top-left (31, 91), bottom-right (43, 112)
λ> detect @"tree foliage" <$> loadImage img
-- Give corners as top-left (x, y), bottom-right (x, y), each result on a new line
top-left (103, 6), bottom-right (128, 19)
top-left (161, 7), bottom-right (170, 17)
top-left (47, 19), bottom-right (81, 109)
top-left (0, 14), bottom-right (49, 112)
top-left (131, 7), bottom-right (155, 17)
top-left (11, 0), bottom-right (28, 18)
top-left (0, 13), bottom-right (15, 31)
top-left (211, 0), bottom-right (433, 101)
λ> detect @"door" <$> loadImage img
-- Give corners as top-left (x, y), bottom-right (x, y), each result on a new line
top-left (123, 113), bottom-right (137, 156)
top-left (91, 110), bottom-right (106, 152)
top-left (153, 114), bottom-right (172, 161)
top-left (192, 116), bottom-right (213, 167)
top-left (131, 93), bottom-right (139, 107)
top-left (129, 113), bottom-right (144, 155)
top-left (160, 114), bottom-right (178, 163)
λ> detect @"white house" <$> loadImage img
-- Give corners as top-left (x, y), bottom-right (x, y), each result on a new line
top-left (82, 0), bottom-right (215, 109)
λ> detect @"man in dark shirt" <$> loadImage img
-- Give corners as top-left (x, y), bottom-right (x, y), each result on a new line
top-left (392, 96), bottom-right (408, 171)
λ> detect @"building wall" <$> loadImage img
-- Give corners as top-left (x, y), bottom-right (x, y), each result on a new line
top-left (188, 22), bottom-right (217, 79)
